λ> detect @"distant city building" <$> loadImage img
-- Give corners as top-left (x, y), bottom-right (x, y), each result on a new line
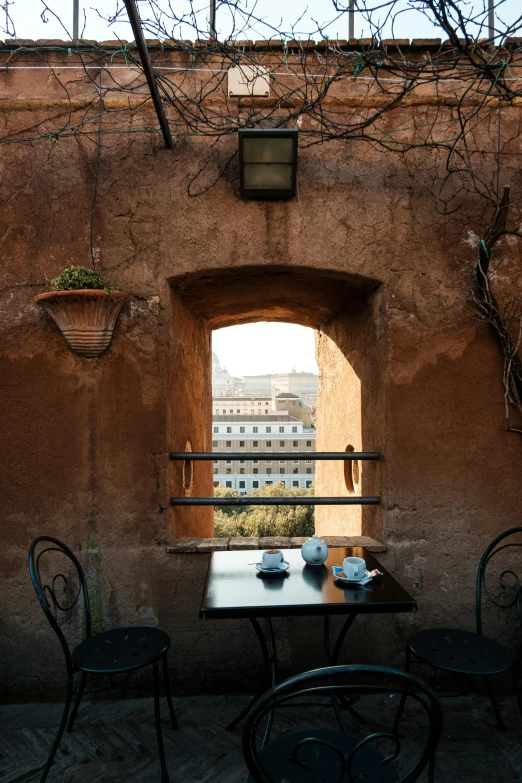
top-left (212, 352), bottom-right (319, 403)
top-left (211, 351), bottom-right (318, 437)
top-left (304, 393), bottom-right (318, 410)
top-left (212, 414), bottom-right (315, 494)
top-left (214, 396), bottom-right (273, 415)
top-left (212, 351), bottom-right (243, 396)
top-left (213, 393), bottom-right (313, 428)
top-left (242, 375), bottom-right (272, 395)
top-left (274, 393), bottom-right (313, 428)
top-left (271, 370), bottom-right (319, 403)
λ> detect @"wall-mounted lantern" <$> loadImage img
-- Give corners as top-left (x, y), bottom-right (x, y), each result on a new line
top-left (238, 128), bottom-right (298, 199)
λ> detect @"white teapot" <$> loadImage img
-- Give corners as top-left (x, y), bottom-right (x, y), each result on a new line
top-left (301, 534), bottom-right (328, 566)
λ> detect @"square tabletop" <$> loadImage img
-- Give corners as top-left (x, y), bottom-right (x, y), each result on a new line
top-left (200, 547), bottom-right (416, 619)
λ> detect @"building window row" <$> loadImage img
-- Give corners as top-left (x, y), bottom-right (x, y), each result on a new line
top-left (215, 457), bottom-right (312, 462)
top-left (214, 403), bottom-right (271, 414)
top-left (213, 456), bottom-right (314, 462)
top-left (219, 479), bottom-right (313, 489)
top-left (213, 426), bottom-right (308, 435)
top-left (213, 439), bottom-right (311, 449)
top-left (214, 462), bottom-right (312, 467)
top-left (213, 462), bottom-right (314, 469)
top-left (215, 467), bottom-right (313, 475)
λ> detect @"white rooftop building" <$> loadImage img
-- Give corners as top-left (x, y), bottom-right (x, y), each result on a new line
top-left (212, 413), bottom-right (315, 494)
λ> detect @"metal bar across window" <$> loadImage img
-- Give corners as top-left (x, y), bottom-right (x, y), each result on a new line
top-left (170, 497), bottom-right (380, 506)
top-left (170, 452), bottom-right (380, 461)
top-left (170, 451), bottom-right (380, 506)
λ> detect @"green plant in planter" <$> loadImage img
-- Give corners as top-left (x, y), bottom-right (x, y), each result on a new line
top-left (36, 265), bottom-right (128, 357)
top-left (51, 265), bottom-right (118, 294)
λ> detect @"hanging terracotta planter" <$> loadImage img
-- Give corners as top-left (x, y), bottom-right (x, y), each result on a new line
top-left (35, 289), bottom-right (129, 357)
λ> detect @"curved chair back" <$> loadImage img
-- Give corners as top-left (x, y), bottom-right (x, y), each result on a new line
top-left (242, 664), bottom-right (442, 783)
top-left (476, 526), bottom-right (522, 635)
top-left (28, 536), bottom-right (91, 676)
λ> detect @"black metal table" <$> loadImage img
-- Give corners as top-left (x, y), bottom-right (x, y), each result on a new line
top-left (200, 546), bottom-right (416, 743)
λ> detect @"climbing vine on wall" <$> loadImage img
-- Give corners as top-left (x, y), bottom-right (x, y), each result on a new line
top-left (1, 0), bottom-right (522, 431)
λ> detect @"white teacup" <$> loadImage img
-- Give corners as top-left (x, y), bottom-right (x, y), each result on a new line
top-left (343, 556), bottom-right (367, 580)
top-left (262, 549), bottom-right (284, 569)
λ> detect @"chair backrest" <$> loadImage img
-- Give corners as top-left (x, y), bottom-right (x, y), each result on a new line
top-left (476, 526), bottom-right (522, 635)
top-left (242, 664), bottom-right (442, 783)
top-left (28, 536), bottom-right (91, 676)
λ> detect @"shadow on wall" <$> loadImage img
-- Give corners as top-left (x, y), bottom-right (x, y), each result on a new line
top-left (167, 265), bottom-right (385, 541)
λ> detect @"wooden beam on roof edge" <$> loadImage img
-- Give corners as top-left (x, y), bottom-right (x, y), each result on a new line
top-left (122, 0), bottom-right (173, 149)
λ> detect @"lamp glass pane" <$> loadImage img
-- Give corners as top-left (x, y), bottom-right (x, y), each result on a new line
top-left (243, 163), bottom-right (293, 191)
top-left (242, 137), bottom-right (294, 164)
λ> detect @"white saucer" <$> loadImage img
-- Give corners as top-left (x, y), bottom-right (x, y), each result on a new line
top-left (332, 565), bottom-right (372, 584)
top-left (255, 560), bottom-right (290, 575)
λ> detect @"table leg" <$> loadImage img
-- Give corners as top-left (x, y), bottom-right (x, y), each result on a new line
top-left (323, 615), bottom-right (366, 730)
top-left (324, 616), bottom-right (349, 734)
top-left (260, 618), bottom-right (276, 748)
top-left (226, 617), bottom-right (277, 734)
top-left (332, 615), bottom-right (356, 665)
top-left (323, 613), bottom-right (356, 666)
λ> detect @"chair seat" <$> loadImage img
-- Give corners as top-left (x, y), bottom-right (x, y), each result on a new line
top-left (72, 626), bottom-right (170, 674)
top-left (409, 627), bottom-right (513, 676)
top-left (249, 728), bottom-right (399, 783)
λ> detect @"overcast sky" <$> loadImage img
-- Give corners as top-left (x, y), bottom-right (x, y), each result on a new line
top-left (3, 1), bottom-right (433, 41)
top-left (212, 322), bottom-right (319, 377)
top-left (6, 1), bottom-right (520, 42)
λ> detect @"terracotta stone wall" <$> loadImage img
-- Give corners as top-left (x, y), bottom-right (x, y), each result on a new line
top-left (168, 287), bottom-right (213, 538)
top-left (1, 46), bottom-right (522, 702)
top-left (315, 287), bottom-right (386, 539)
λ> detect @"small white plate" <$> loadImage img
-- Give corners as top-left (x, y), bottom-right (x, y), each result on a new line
top-left (255, 560), bottom-right (290, 575)
top-left (332, 565), bottom-right (372, 585)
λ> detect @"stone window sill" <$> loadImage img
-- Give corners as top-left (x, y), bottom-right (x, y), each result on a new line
top-left (167, 536), bottom-right (386, 554)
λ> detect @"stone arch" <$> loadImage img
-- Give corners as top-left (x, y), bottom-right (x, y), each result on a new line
top-left (167, 265), bottom-right (385, 540)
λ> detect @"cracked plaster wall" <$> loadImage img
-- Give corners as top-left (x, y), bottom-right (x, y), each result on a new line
top-left (1, 59), bottom-right (522, 701)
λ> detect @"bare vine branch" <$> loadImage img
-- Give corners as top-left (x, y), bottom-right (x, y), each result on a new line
top-left (1, 0), bottom-right (522, 431)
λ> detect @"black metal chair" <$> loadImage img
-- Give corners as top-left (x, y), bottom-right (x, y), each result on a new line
top-left (242, 664), bottom-right (442, 783)
top-left (396, 526), bottom-right (522, 734)
top-left (28, 536), bottom-right (178, 782)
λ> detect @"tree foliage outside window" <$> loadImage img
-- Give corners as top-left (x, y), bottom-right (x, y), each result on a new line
top-left (213, 482), bottom-right (315, 537)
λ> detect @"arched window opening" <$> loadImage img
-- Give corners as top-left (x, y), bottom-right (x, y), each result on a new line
top-left (167, 266), bottom-right (383, 542)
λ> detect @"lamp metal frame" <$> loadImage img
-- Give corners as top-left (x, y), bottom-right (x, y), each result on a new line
top-left (239, 128), bottom-right (298, 199)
